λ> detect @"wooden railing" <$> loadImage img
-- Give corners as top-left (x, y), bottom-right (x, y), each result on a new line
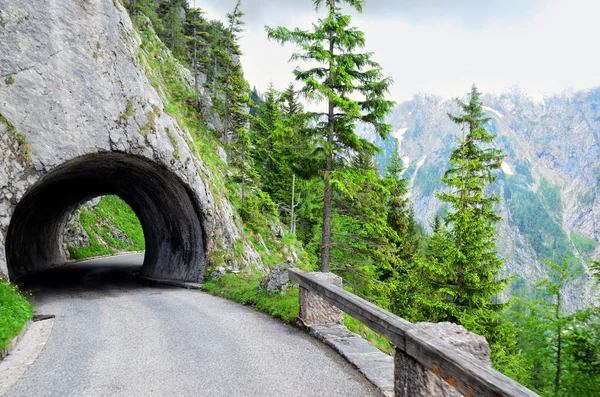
top-left (289, 268), bottom-right (540, 397)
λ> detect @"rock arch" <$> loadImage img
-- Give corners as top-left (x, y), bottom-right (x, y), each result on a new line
top-left (6, 152), bottom-right (206, 281)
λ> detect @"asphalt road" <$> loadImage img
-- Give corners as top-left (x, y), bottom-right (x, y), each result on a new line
top-left (7, 254), bottom-right (380, 397)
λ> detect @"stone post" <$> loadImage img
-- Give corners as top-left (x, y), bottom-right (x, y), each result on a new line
top-left (298, 272), bottom-right (344, 326)
top-left (394, 322), bottom-right (491, 397)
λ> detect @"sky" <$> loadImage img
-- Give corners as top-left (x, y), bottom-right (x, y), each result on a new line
top-left (195, 0), bottom-right (600, 103)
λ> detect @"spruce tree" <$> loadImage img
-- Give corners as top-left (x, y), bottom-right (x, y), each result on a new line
top-left (219, 0), bottom-right (248, 143)
top-left (266, 0), bottom-right (394, 272)
top-left (186, 5), bottom-right (210, 110)
top-left (163, 0), bottom-right (187, 58)
top-left (430, 84), bottom-right (506, 318)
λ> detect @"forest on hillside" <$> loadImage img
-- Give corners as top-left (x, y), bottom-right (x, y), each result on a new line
top-left (116, 0), bottom-right (600, 395)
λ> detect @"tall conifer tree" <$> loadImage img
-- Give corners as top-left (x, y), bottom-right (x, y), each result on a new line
top-left (266, 0), bottom-right (394, 272)
top-left (428, 84), bottom-right (506, 321)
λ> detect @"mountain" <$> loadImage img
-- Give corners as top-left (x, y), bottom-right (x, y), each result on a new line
top-left (362, 88), bottom-right (600, 312)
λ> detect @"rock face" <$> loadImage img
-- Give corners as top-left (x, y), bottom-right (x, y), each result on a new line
top-left (259, 263), bottom-right (292, 294)
top-left (0, 0), bottom-right (255, 280)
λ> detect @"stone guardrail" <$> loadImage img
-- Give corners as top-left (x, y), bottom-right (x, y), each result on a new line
top-left (289, 268), bottom-right (540, 397)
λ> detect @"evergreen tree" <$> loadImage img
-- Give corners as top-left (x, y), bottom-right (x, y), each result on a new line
top-left (186, 5), bottom-right (211, 110)
top-left (409, 85), bottom-right (517, 371)
top-left (219, 0), bottom-right (249, 143)
top-left (266, 0), bottom-right (394, 272)
top-left (384, 149), bottom-right (418, 262)
top-left (429, 84), bottom-right (507, 319)
top-left (324, 151), bottom-right (397, 304)
top-left (128, 0), bottom-right (163, 32)
top-left (537, 257), bottom-right (576, 396)
top-left (163, 0), bottom-right (187, 58)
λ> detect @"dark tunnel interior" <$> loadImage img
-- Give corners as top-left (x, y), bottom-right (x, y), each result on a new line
top-left (6, 153), bottom-right (206, 282)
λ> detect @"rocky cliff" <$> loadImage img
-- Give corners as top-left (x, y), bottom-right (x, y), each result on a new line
top-left (362, 88), bottom-right (600, 311)
top-left (0, 0), bottom-right (258, 280)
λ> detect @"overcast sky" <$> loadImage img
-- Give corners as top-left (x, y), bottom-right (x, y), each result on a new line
top-left (194, 0), bottom-right (600, 102)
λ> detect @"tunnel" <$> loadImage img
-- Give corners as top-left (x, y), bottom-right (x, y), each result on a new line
top-left (5, 152), bottom-right (206, 282)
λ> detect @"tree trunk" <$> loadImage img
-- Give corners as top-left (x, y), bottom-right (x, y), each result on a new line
top-left (193, 12), bottom-right (199, 110)
top-left (241, 139), bottom-right (246, 210)
top-left (554, 291), bottom-right (562, 397)
top-left (320, 0), bottom-right (335, 273)
top-left (290, 173), bottom-right (296, 234)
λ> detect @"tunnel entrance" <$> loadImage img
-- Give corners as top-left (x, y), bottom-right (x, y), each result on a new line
top-left (62, 195), bottom-right (146, 261)
top-left (6, 153), bottom-right (206, 282)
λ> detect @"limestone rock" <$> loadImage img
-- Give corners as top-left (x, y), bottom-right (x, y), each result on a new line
top-left (259, 263), bottom-right (291, 294)
top-left (413, 322), bottom-right (491, 366)
top-left (62, 210), bottom-right (90, 259)
top-left (211, 266), bottom-right (226, 280)
top-left (0, 0), bottom-right (259, 279)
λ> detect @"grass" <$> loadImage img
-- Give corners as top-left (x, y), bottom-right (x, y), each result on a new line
top-left (201, 273), bottom-right (299, 322)
top-left (68, 195), bottom-right (145, 260)
top-left (0, 280), bottom-right (33, 351)
top-left (344, 315), bottom-right (394, 355)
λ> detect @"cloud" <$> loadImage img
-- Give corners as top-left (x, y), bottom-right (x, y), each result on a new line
top-left (197, 0), bottom-right (600, 104)
top-left (199, 0), bottom-right (550, 28)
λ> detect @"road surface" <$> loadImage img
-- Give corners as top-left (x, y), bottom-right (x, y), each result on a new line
top-left (6, 254), bottom-right (380, 396)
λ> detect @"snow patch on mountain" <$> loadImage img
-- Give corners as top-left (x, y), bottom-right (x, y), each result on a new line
top-left (482, 106), bottom-right (504, 119)
top-left (501, 161), bottom-right (514, 175)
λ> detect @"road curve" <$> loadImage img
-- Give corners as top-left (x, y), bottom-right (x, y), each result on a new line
top-left (7, 254), bottom-right (380, 396)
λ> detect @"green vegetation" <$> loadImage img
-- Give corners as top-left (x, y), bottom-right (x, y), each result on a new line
top-left (508, 257), bottom-right (600, 395)
top-left (67, 195), bottom-right (145, 260)
top-left (571, 232), bottom-right (598, 254)
top-left (0, 280), bottom-right (33, 351)
top-left (266, 0), bottom-right (394, 272)
top-left (5, 75), bottom-right (14, 85)
top-left (71, 3), bottom-right (600, 394)
top-left (504, 177), bottom-right (569, 264)
top-left (202, 273), bottom-right (299, 322)
top-left (121, 100), bottom-right (136, 120)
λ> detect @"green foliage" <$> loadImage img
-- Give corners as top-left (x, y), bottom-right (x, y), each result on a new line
top-left (162, 0), bottom-right (187, 58)
top-left (266, 0), bottom-right (395, 271)
top-left (0, 280), bottom-right (33, 351)
top-left (127, 0), bottom-right (163, 32)
top-left (344, 314), bottom-right (393, 354)
top-left (571, 232), bottom-right (598, 254)
top-left (5, 75), bottom-right (14, 85)
top-left (202, 273), bottom-right (299, 322)
top-left (429, 85), bottom-right (507, 322)
top-left (504, 177), bottom-right (569, 264)
top-left (507, 257), bottom-right (600, 396)
top-left (68, 195), bottom-right (145, 260)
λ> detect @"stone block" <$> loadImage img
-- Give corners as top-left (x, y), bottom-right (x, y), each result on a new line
top-left (298, 272), bottom-right (344, 326)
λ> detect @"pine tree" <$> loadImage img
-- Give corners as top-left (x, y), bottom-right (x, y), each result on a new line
top-left (266, 0), bottom-right (394, 272)
top-left (384, 149), bottom-right (416, 262)
top-left (219, 0), bottom-right (249, 143)
top-left (324, 150), bottom-right (397, 305)
top-left (430, 84), bottom-right (507, 317)
top-left (163, 0), bottom-right (187, 58)
top-left (128, 0), bottom-right (163, 32)
top-left (185, 4), bottom-right (211, 110)
top-left (537, 257), bottom-right (577, 397)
